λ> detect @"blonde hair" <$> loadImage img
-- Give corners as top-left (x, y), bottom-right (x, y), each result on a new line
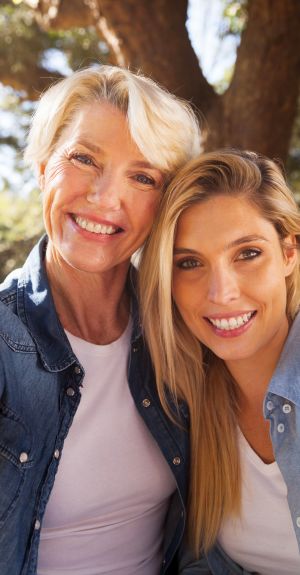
top-left (139, 149), bottom-right (300, 554)
top-left (24, 65), bottom-right (201, 175)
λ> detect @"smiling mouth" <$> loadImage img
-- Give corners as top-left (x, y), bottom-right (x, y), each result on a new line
top-left (206, 311), bottom-right (256, 331)
top-left (73, 215), bottom-right (123, 235)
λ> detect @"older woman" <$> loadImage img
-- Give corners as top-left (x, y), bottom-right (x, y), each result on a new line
top-left (140, 150), bottom-right (300, 574)
top-left (0, 65), bottom-right (200, 575)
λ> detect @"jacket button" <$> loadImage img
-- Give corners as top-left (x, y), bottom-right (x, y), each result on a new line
top-left (142, 398), bottom-right (151, 408)
top-left (173, 456), bottom-right (181, 466)
top-left (34, 520), bottom-right (41, 530)
top-left (132, 346), bottom-right (138, 352)
top-left (54, 449), bottom-right (60, 459)
top-left (66, 387), bottom-right (75, 397)
top-left (283, 403), bottom-right (291, 414)
top-left (19, 452), bottom-right (28, 463)
top-left (74, 366), bottom-right (81, 374)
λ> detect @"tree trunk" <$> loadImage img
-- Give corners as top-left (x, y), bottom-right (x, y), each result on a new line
top-left (24, 0), bottom-right (300, 161)
top-left (210, 0), bottom-right (300, 160)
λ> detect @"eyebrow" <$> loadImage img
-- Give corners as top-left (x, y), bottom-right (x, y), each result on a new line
top-left (173, 247), bottom-right (199, 255)
top-left (173, 235), bottom-right (269, 255)
top-left (130, 160), bottom-right (159, 171)
top-left (75, 139), bottom-right (103, 154)
top-left (227, 235), bottom-right (269, 248)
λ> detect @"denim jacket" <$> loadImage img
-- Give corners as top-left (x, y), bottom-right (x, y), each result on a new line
top-left (180, 312), bottom-right (300, 574)
top-left (0, 236), bottom-right (189, 575)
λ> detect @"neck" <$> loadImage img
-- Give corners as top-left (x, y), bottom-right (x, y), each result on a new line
top-left (45, 244), bottom-right (131, 345)
top-left (226, 320), bottom-right (289, 408)
top-left (224, 327), bottom-right (289, 465)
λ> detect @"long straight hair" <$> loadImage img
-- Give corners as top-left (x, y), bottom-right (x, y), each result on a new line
top-left (139, 149), bottom-right (300, 553)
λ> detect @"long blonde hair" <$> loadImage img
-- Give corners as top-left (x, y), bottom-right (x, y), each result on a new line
top-left (139, 149), bottom-right (300, 553)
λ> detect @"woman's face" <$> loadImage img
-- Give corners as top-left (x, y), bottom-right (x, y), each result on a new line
top-left (40, 101), bottom-right (164, 274)
top-left (172, 194), bottom-right (297, 368)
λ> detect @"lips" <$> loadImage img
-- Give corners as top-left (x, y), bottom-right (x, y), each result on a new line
top-left (206, 311), bottom-right (256, 331)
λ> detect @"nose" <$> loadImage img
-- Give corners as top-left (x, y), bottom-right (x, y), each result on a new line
top-left (207, 264), bottom-right (240, 304)
top-left (86, 171), bottom-right (121, 209)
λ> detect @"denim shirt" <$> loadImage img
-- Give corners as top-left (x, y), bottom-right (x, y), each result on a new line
top-left (0, 237), bottom-right (189, 575)
top-left (180, 312), bottom-right (300, 574)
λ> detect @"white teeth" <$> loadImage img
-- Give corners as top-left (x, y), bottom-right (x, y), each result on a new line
top-left (75, 216), bottom-right (117, 235)
top-left (209, 312), bottom-right (253, 331)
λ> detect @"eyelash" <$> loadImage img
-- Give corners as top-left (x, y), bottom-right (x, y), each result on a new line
top-left (237, 248), bottom-right (262, 261)
top-left (70, 153), bottom-right (95, 166)
top-left (134, 173), bottom-right (156, 186)
top-left (174, 248), bottom-right (262, 270)
top-left (175, 258), bottom-right (201, 269)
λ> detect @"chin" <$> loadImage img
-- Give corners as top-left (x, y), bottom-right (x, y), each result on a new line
top-left (205, 342), bottom-right (253, 362)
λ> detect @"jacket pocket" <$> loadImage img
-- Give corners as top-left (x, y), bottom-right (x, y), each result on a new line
top-left (0, 403), bottom-right (32, 527)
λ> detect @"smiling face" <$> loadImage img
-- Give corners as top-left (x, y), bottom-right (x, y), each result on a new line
top-left (172, 194), bottom-right (297, 369)
top-left (39, 101), bottom-right (164, 275)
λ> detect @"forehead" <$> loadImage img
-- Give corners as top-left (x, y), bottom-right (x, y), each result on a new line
top-left (57, 101), bottom-right (133, 149)
top-left (175, 194), bottom-right (278, 245)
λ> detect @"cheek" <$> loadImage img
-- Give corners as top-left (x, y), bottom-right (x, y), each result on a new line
top-left (260, 264), bottom-right (287, 298)
top-left (172, 278), bottom-right (194, 315)
top-left (44, 155), bottom-right (71, 186)
top-left (42, 188), bottom-right (58, 238)
top-left (147, 194), bottom-right (160, 216)
top-left (42, 163), bottom-right (79, 223)
top-left (42, 168), bottom-right (68, 235)
top-left (133, 194), bottom-right (160, 231)
top-left (43, 156), bottom-right (84, 199)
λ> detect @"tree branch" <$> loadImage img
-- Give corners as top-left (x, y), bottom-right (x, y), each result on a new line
top-left (24, 0), bottom-right (96, 29)
top-left (0, 65), bottom-right (64, 99)
top-left (26, 0), bottom-right (217, 114)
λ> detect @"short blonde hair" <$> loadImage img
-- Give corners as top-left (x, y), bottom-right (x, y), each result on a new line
top-left (24, 65), bottom-right (201, 175)
top-left (139, 149), bottom-right (300, 554)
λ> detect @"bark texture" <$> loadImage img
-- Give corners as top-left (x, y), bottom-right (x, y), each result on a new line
top-left (22, 0), bottom-right (300, 160)
top-left (219, 0), bottom-right (300, 159)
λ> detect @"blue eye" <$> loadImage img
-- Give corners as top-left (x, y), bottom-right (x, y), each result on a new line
top-left (135, 174), bottom-right (155, 186)
top-left (71, 154), bottom-right (94, 166)
top-left (237, 248), bottom-right (261, 261)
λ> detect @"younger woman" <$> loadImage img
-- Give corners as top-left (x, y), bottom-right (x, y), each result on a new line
top-left (140, 150), bottom-right (300, 574)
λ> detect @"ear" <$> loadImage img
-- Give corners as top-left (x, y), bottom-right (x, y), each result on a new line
top-left (283, 234), bottom-right (298, 277)
top-left (38, 163), bottom-right (46, 191)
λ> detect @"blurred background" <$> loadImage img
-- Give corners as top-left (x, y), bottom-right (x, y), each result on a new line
top-left (1, 0), bottom-right (300, 280)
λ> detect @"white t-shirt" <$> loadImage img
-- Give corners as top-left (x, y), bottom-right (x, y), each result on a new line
top-left (218, 429), bottom-right (300, 574)
top-left (37, 320), bottom-right (176, 575)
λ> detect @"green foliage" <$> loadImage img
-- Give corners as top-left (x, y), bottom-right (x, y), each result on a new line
top-left (208, 1), bottom-right (247, 94)
top-left (221, 0), bottom-right (248, 36)
top-left (0, 0), bottom-right (108, 80)
top-left (0, 1), bottom-right (48, 78)
top-left (287, 96), bottom-right (300, 200)
top-left (47, 27), bottom-right (109, 72)
top-left (0, 188), bottom-right (43, 243)
top-left (213, 65), bottom-right (235, 94)
top-left (0, 188), bottom-right (44, 280)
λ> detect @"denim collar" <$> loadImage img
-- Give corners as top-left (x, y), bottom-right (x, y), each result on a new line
top-left (267, 312), bottom-right (300, 406)
top-left (16, 236), bottom-right (142, 372)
